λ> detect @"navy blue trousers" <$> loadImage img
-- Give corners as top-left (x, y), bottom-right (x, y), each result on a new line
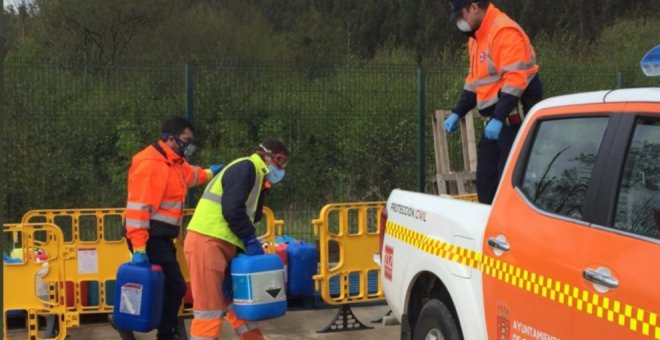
top-left (476, 75), bottom-right (543, 204)
top-left (146, 236), bottom-right (187, 340)
top-left (476, 125), bottom-right (519, 204)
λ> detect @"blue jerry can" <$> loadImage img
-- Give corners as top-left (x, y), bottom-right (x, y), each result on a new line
top-left (286, 241), bottom-right (318, 297)
top-left (231, 254), bottom-right (287, 321)
top-left (112, 263), bottom-right (164, 332)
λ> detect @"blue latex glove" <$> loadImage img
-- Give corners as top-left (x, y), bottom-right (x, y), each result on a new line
top-left (241, 235), bottom-right (264, 256)
top-left (484, 119), bottom-right (504, 140)
top-left (222, 267), bottom-right (233, 300)
top-left (131, 250), bottom-right (149, 264)
top-left (444, 113), bottom-right (460, 133)
top-left (209, 164), bottom-right (224, 176)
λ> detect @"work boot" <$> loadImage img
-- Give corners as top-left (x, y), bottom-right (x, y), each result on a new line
top-left (157, 328), bottom-right (185, 340)
top-left (177, 316), bottom-right (189, 340)
top-left (157, 332), bottom-right (185, 340)
top-left (108, 314), bottom-right (137, 340)
top-left (156, 316), bottom-right (189, 340)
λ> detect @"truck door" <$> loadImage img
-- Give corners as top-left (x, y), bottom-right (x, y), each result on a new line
top-left (575, 111), bottom-right (660, 339)
top-left (483, 112), bottom-right (613, 340)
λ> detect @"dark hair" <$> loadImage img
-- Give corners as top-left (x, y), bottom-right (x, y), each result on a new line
top-left (161, 117), bottom-right (194, 136)
top-left (258, 138), bottom-right (288, 156)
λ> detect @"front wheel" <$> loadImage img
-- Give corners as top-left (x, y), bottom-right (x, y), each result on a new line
top-left (413, 299), bottom-right (461, 340)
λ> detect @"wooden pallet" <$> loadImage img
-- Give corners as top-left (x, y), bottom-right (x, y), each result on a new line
top-left (430, 109), bottom-right (478, 195)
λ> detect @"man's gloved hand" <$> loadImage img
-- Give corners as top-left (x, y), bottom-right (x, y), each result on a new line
top-left (484, 119), bottom-right (504, 140)
top-left (131, 249), bottom-right (149, 264)
top-left (444, 113), bottom-right (460, 133)
top-left (222, 270), bottom-right (233, 300)
top-left (209, 164), bottom-right (224, 176)
top-left (241, 235), bottom-right (265, 256)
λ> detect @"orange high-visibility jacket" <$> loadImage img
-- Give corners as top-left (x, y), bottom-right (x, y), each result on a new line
top-left (464, 3), bottom-right (538, 111)
top-left (125, 140), bottom-right (209, 249)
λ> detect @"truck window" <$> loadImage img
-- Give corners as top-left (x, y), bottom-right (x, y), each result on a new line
top-left (613, 118), bottom-right (660, 239)
top-left (520, 117), bottom-right (609, 221)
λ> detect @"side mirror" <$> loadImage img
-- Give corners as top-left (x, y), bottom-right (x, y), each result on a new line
top-left (640, 45), bottom-right (660, 77)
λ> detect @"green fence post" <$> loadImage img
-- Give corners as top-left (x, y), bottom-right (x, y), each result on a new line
top-left (185, 63), bottom-right (196, 207)
top-left (616, 71), bottom-right (624, 89)
top-left (417, 68), bottom-right (426, 193)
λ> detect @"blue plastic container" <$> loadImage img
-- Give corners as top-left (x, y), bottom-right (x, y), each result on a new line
top-left (232, 254), bottom-right (286, 321)
top-left (329, 271), bottom-right (379, 297)
top-left (286, 241), bottom-right (318, 297)
top-left (6, 309), bottom-right (26, 318)
top-left (112, 263), bottom-right (164, 332)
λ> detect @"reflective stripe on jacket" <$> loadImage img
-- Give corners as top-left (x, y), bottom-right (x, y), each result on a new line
top-left (464, 3), bottom-right (538, 111)
top-left (125, 140), bottom-right (209, 249)
top-left (186, 153), bottom-right (268, 250)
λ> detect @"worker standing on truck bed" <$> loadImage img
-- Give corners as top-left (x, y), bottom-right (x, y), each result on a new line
top-left (443, 0), bottom-right (543, 204)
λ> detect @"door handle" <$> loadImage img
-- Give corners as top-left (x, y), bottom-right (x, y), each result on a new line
top-left (487, 237), bottom-right (510, 252)
top-left (583, 268), bottom-right (619, 289)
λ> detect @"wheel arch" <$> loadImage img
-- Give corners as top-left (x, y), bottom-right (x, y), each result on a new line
top-left (405, 271), bottom-right (464, 339)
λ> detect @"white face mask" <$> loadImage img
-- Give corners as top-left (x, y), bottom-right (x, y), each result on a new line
top-left (456, 18), bottom-right (472, 32)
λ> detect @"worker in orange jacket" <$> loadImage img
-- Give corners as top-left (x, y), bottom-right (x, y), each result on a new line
top-left (444, 0), bottom-right (543, 204)
top-left (184, 138), bottom-right (289, 340)
top-left (114, 117), bottom-right (223, 340)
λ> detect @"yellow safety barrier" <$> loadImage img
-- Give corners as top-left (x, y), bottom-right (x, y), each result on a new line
top-left (311, 195), bottom-right (477, 333)
top-left (20, 208), bottom-right (130, 315)
top-left (447, 193), bottom-right (479, 202)
top-left (256, 206), bottom-right (284, 247)
top-left (18, 207), bottom-right (284, 316)
top-left (3, 223), bottom-right (80, 340)
top-left (312, 201), bottom-right (386, 305)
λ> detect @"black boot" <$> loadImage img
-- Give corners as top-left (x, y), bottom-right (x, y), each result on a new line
top-left (156, 327), bottom-right (178, 340)
top-left (157, 323), bottom-right (188, 340)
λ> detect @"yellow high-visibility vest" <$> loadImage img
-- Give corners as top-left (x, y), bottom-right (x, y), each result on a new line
top-left (187, 153), bottom-right (268, 250)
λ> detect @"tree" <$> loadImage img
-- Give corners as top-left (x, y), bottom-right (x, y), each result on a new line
top-left (32, 0), bottom-right (164, 64)
top-left (130, 1), bottom-right (290, 63)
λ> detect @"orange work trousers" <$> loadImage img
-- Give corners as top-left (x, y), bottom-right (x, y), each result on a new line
top-left (184, 230), bottom-right (264, 340)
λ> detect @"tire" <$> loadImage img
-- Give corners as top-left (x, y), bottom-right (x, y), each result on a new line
top-left (413, 299), bottom-right (461, 340)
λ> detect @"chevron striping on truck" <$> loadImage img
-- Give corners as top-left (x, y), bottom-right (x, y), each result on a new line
top-left (386, 220), bottom-right (660, 339)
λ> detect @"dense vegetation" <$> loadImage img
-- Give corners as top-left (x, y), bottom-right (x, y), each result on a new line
top-left (3, 0), bottom-right (659, 66)
top-left (1, 0), bottom-right (658, 230)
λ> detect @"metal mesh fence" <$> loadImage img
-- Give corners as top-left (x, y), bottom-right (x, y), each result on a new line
top-left (2, 60), bottom-right (655, 239)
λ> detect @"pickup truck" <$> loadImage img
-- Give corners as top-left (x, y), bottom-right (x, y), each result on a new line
top-left (379, 86), bottom-right (660, 340)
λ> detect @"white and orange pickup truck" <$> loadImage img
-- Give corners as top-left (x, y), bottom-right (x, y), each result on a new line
top-left (378, 48), bottom-right (660, 340)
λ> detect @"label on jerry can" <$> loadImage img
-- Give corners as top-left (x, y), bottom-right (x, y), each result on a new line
top-left (233, 269), bottom-right (286, 305)
top-left (120, 283), bottom-right (143, 315)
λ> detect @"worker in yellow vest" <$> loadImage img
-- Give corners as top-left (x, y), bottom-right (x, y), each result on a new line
top-left (184, 138), bottom-right (289, 340)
